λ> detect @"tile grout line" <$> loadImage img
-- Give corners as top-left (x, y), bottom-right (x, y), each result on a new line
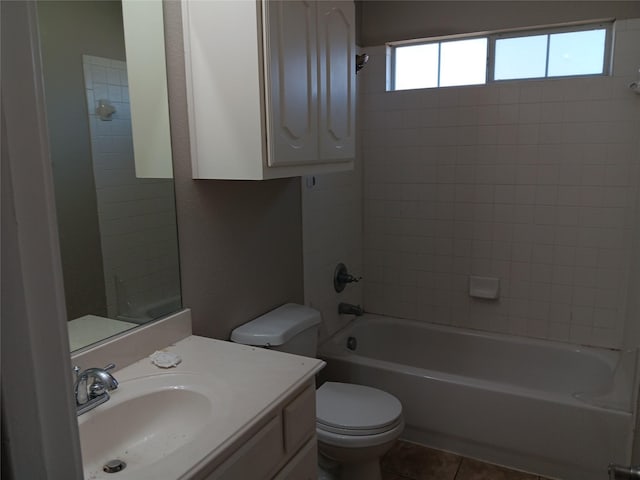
top-left (381, 467), bottom-right (417, 480)
top-left (385, 440), bottom-right (547, 480)
top-left (453, 456), bottom-right (464, 480)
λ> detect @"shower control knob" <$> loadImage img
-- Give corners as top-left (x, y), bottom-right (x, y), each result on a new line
top-left (338, 272), bottom-right (362, 284)
top-left (334, 263), bottom-right (362, 292)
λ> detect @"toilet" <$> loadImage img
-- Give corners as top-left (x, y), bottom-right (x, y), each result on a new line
top-left (230, 303), bottom-right (404, 480)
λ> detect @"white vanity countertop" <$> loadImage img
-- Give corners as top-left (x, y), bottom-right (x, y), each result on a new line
top-left (81, 335), bottom-right (324, 480)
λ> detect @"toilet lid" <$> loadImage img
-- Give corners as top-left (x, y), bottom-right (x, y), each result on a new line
top-left (316, 382), bottom-right (402, 433)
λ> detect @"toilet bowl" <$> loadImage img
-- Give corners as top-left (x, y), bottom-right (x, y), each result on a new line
top-left (316, 382), bottom-right (404, 480)
top-left (230, 304), bottom-right (404, 480)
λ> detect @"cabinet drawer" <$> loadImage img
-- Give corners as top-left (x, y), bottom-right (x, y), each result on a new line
top-left (272, 437), bottom-right (317, 480)
top-left (209, 414), bottom-right (284, 480)
top-left (283, 385), bottom-right (315, 453)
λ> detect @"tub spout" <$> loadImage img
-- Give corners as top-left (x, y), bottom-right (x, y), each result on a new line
top-left (609, 464), bottom-right (640, 480)
top-left (338, 302), bottom-right (363, 316)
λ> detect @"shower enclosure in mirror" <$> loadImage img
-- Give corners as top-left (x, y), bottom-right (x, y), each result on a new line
top-left (36, 0), bottom-right (181, 351)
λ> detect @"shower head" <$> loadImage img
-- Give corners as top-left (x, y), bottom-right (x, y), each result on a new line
top-left (356, 53), bottom-right (369, 74)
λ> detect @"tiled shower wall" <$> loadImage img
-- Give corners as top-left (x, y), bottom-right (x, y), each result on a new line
top-left (625, 133), bottom-right (640, 351)
top-left (360, 19), bottom-right (640, 349)
top-left (83, 55), bottom-right (180, 319)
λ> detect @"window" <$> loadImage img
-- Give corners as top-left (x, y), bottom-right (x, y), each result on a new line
top-left (391, 21), bottom-right (612, 91)
top-left (393, 37), bottom-right (488, 90)
top-left (394, 43), bottom-right (439, 90)
top-left (494, 35), bottom-right (547, 80)
top-left (440, 38), bottom-right (487, 87)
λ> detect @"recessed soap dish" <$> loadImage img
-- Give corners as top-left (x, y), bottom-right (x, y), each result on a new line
top-left (469, 276), bottom-right (500, 300)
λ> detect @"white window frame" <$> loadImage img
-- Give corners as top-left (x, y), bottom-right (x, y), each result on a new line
top-left (389, 19), bottom-right (614, 91)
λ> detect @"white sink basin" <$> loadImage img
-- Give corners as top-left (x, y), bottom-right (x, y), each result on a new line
top-left (78, 373), bottom-right (228, 479)
top-left (73, 336), bottom-right (325, 479)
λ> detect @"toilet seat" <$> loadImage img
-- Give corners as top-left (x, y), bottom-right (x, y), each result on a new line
top-left (316, 382), bottom-right (403, 437)
top-left (317, 420), bottom-right (403, 436)
top-left (317, 417), bottom-right (405, 448)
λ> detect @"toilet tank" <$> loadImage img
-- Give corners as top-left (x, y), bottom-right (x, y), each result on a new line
top-left (230, 303), bottom-right (321, 357)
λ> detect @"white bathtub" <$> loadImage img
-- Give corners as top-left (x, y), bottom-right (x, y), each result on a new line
top-left (319, 314), bottom-right (636, 480)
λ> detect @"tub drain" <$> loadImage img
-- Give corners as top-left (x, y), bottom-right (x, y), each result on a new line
top-left (103, 459), bottom-right (126, 473)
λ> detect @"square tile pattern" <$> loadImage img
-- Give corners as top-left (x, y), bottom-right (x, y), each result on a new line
top-left (381, 441), bottom-right (552, 480)
top-left (302, 19), bottom-right (640, 350)
top-left (82, 55), bottom-right (180, 318)
top-left (359, 18), bottom-right (640, 350)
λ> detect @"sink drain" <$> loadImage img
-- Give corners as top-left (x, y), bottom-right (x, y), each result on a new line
top-left (103, 459), bottom-right (126, 473)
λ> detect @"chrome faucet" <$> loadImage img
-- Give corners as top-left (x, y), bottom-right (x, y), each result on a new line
top-left (609, 464), bottom-right (640, 480)
top-left (73, 363), bottom-right (119, 416)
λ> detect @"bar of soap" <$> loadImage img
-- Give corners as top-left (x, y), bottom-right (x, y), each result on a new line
top-left (150, 351), bottom-right (182, 368)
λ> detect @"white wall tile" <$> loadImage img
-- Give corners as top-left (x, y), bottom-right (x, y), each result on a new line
top-left (84, 56), bottom-right (178, 319)
top-left (358, 26), bottom-right (640, 349)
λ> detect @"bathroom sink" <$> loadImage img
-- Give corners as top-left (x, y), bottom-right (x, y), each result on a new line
top-left (78, 372), bottom-right (229, 479)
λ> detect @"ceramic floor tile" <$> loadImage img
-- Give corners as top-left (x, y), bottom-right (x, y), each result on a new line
top-left (381, 440), bottom-right (462, 480)
top-left (455, 458), bottom-right (538, 480)
top-left (382, 472), bottom-right (410, 480)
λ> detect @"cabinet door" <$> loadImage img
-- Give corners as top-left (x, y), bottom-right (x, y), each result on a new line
top-left (265, 0), bottom-right (319, 167)
top-left (272, 438), bottom-right (317, 480)
top-left (317, 0), bottom-right (355, 161)
top-left (206, 415), bottom-right (284, 480)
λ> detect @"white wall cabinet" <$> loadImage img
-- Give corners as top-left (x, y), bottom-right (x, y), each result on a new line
top-left (182, 0), bottom-right (355, 180)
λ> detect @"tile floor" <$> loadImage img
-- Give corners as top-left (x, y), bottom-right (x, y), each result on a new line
top-left (381, 441), bottom-right (552, 480)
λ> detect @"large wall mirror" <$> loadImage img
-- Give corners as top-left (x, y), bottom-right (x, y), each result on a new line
top-left (37, 0), bottom-right (182, 351)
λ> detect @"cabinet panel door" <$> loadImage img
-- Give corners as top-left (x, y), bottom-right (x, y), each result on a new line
top-left (272, 438), bottom-right (317, 480)
top-left (283, 385), bottom-right (315, 453)
top-left (265, 0), bottom-right (318, 167)
top-left (182, 0), bottom-right (265, 179)
top-left (207, 415), bottom-right (284, 480)
top-left (317, 0), bottom-right (355, 161)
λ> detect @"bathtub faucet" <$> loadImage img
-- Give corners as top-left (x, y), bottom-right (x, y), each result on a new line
top-left (609, 464), bottom-right (640, 480)
top-left (338, 302), bottom-right (364, 316)
top-left (333, 263), bottom-right (362, 292)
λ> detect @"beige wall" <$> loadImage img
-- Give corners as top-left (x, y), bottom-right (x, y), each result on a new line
top-left (357, 1), bottom-right (640, 45)
top-left (163, 2), bottom-right (304, 341)
top-left (37, 1), bottom-right (127, 319)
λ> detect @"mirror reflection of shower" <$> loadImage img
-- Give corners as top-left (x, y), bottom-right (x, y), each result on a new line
top-left (83, 55), bottom-right (180, 323)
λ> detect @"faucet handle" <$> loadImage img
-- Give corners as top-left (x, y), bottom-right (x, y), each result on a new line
top-left (73, 363), bottom-right (114, 374)
top-left (334, 263), bottom-right (363, 292)
top-left (90, 382), bottom-right (107, 397)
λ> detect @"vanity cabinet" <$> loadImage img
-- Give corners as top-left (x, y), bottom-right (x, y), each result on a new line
top-left (181, 0), bottom-right (355, 180)
top-left (202, 382), bottom-right (317, 480)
